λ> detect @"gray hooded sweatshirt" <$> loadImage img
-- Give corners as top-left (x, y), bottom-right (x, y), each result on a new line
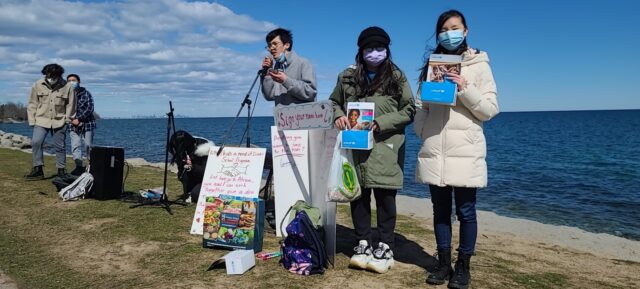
top-left (261, 51), bottom-right (317, 105)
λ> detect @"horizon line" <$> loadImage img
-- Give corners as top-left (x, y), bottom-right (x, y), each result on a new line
top-left (98, 108), bottom-right (640, 119)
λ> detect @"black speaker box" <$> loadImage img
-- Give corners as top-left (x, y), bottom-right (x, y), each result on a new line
top-left (89, 146), bottom-right (124, 200)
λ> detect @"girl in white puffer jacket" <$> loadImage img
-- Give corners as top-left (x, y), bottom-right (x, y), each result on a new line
top-left (415, 10), bottom-right (499, 289)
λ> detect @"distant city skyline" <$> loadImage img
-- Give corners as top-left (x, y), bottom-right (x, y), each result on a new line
top-left (0, 0), bottom-right (638, 118)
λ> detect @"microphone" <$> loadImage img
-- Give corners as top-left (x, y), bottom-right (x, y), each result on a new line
top-left (259, 66), bottom-right (270, 76)
top-left (260, 55), bottom-right (274, 76)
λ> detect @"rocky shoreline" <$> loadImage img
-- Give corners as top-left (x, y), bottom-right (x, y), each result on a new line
top-left (0, 130), bottom-right (179, 173)
top-left (0, 130), bottom-right (31, 150)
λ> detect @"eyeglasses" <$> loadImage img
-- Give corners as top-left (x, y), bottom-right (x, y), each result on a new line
top-left (265, 41), bottom-right (283, 49)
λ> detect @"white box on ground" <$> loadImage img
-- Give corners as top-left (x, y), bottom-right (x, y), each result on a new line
top-left (224, 249), bottom-right (255, 275)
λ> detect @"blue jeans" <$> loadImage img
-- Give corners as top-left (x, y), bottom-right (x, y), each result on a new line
top-left (429, 185), bottom-right (477, 255)
top-left (70, 129), bottom-right (94, 162)
top-left (31, 125), bottom-right (67, 168)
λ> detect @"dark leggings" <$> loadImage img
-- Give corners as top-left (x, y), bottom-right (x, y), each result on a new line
top-left (429, 185), bottom-right (477, 255)
top-left (350, 188), bottom-right (397, 250)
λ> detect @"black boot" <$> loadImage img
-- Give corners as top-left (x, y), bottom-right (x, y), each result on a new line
top-left (426, 249), bottom-right (453, 285)
top-left (57, 168), bottom-right (69, 178)
top-left (70, 159), bottom-right (85, 176)
top-left (448, 253), bottom-right (472, 289)
top-left (24, 165), bottom-right (44, 181)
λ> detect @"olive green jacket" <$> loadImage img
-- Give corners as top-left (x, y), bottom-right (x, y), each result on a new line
top-left (27, 79), bottom-right (76, 129)
top-left (329, 66), bottom-right (415, 189)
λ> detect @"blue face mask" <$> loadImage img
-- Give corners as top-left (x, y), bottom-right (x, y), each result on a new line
top-left (277, 52), bottom-right (286, 63)
top-left (69, 81), bottom-right (79, 89)
top-left (438, 29), bottom-right (465, 51)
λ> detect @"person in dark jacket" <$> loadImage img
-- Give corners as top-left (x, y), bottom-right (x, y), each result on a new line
top-left (330, 26), bottom-right (415, 274)
top-left (66, 74), bottom-right (96, 176)
top-left (169, 130), bottom-right (212, 203)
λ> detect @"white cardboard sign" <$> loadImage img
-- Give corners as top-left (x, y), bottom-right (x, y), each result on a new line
top-left (274, 101), bottom-right (334, 130)
top-left (308, 129), bottom-right (339, 265)
top-left (190, 146), bottom-right (266, 235)
top-left (271, 127), bottom-right (310, 236)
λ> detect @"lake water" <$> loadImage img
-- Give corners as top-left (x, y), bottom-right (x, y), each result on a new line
top-left (2, 110), bottom-right (639, 240)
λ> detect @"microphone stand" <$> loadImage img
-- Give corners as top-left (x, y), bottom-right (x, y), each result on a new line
top-left (130, 101), bottom-right (187, 214)
top-left (216, 69), bottom-right (264, 155)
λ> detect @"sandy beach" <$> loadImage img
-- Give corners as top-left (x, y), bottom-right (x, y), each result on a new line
top-left (396, 195), bottom-right (640, 262)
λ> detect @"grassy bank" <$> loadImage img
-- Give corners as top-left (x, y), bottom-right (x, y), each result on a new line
top-left (0, 148), bottom-right (638, 289)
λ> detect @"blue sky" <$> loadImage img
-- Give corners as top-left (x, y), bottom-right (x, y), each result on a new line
top-left (0, 0), bottom-right (638, 117)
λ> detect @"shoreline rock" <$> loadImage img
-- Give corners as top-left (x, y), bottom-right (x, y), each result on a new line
top-left (0, 130), bottom-right (31, 150)
top-left (0, 118), bottom-right (25, 124)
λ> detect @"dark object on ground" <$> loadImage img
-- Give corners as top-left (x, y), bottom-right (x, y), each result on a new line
top-left (52, 173), bottom-right (79, 191)
top-left (89, 146), bottom-right (124, 200)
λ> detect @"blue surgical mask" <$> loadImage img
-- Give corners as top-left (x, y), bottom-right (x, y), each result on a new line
top-left (69, 81), bottom-right (79, 89)
top-left (276, 52), bottom-right (286, 63)
top-left (438, 29), bottom-right (465, 51)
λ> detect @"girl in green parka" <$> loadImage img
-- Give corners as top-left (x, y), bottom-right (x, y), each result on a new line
top-left (329, 26), bottom-right (415, 274)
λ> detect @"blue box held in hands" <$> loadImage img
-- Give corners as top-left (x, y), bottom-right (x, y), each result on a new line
top-left (420, 54), bottom-right (462, 106)
top-left (341, 102), bottom-right (375, 150)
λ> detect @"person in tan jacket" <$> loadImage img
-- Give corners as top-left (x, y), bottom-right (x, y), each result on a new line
top-left (415, 10), bottom-right (499, 289)
top-left (24, 63), bottom-right (76, 180)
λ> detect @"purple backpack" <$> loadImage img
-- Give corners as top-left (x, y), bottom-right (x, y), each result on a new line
top-left (280, 210), bottom-right (329, 275)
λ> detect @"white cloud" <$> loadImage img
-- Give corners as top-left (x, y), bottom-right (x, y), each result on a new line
top-left (0, 0), bottom-right (277, 117)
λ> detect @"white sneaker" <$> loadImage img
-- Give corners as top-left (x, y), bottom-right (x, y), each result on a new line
top-left (349, 240), bottom-right (373, 269)
top-left (366, 242), bottom-right (395, 274)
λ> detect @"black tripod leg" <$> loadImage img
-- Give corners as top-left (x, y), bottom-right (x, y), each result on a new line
top-left (128, 101), bottom-right (184, 215)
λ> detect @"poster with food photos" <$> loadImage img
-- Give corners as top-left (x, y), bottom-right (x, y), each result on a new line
top-left (190, 146), bottom-right (266, 235)
top-left (202, 195), bottom-right (264, 251)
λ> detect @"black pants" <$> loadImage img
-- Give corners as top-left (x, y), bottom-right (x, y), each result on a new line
top-left (350, 188), bottom-right (397, 250)
top-left (180, 173), bottom-right (202, 203)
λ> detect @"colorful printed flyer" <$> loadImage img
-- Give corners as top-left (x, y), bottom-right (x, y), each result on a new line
top-left (342, 102), bottom-right (374, 150)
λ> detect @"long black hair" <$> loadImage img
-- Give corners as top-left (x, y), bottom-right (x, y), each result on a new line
top-left (418, 10), bottom-right (469, 82)
top-left (169, 130), bottom-right (196, 166)
top-left (353, 48), bottom-right (403, 97)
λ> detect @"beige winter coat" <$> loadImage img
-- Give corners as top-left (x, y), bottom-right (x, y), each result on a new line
top-left (27, 79), bottom-right (76, 129)
top-left (414, 49), bottom-right (499, 188)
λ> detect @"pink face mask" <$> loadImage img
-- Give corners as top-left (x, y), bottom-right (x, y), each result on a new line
top-left (363, 47), bottom-right (387, 69)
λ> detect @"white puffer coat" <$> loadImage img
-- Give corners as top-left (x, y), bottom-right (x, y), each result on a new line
top-left (414, 49), bottom-right (499, 188)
